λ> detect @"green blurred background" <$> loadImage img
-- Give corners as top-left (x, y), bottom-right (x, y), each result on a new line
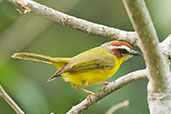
top-left (0, 0), bottom-right (170, 113)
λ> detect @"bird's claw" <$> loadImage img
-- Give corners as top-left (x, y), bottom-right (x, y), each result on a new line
top-left (101, 82), bottom-right (109, 93)
top-left (86, 92), bottom-right (94, 102)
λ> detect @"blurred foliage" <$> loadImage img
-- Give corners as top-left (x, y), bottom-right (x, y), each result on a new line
top-left (0, 0), bottom-right (170, 114)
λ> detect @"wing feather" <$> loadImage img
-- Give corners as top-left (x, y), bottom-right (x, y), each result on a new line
top-left (61, 54), bottom-right (115, 73)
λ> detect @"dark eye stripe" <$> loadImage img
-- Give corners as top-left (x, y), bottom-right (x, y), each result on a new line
top-left (120, 49), bottom-right (129, 54)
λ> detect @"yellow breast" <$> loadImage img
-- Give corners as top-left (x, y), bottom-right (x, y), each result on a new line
top-left (62, 56), bottom-right (120, 86)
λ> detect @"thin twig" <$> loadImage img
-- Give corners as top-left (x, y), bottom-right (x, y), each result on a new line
top-left (66, 69), bottom-right (147, 114)
top-left (0, 85), bottom-right (24, 114)
top-left (105, 100), bottom-right (129, 114)
top-left (7, 0), bottom-right (139, 46)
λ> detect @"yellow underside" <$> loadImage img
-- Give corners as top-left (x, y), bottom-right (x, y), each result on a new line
top-left (62, 58), bottom-right (119, 86)
top-left (62, 56), bottom-right (129, 86)
top-left (52, 47), bottom-right (130, 86)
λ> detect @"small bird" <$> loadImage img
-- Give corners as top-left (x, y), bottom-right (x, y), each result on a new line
top-left (12, 41), bottom-right (142, 95)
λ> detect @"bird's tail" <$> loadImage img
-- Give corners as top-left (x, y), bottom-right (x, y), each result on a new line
top-left (12, 52), bottom-right (71, 82)
top-left (12, 52), bottom-right (55, 64)
top-left (12, 52), bottom-right (70, 65)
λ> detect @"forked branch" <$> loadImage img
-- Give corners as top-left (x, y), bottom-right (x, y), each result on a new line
top-left (122, 0), bottom-right (171, 114)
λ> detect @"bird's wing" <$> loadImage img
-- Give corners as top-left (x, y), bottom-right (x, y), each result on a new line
top-left (60, 54), bottom-right (115, 73)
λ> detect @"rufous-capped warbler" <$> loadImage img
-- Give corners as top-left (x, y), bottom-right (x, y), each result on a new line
top-left (12, 41), bottom-right (142, 95)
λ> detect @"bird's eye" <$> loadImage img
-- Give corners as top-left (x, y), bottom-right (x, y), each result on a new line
top-left (119, 49), bottom-right (128, 54)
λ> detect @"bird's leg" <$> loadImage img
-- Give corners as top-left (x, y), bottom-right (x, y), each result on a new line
top-left (86, 81), bottom-right (110, 92)
top-left (86, 81), bottom-right (109, 86)
top-left (72, 85), bottom-right (94, 101)
top-left (73, 86), bottom-right (94, 95)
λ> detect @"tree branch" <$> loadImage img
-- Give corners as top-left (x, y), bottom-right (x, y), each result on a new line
top-left (122, 0), bottom-right (170, 90)
top-left (8, 0), bottom-right (139, 46)
top-left (0, 85), bottom-right (24, 114)
top-left (66, 33), bottom-right (171, 114)
top-left (160, 34), bottom-right (171, 64)
top-left (105, 100), bottom-right (129, 114)
top-left (66, 69), bottom-right (147, 114)
top-left (122, 0), bottom-right (171, 114)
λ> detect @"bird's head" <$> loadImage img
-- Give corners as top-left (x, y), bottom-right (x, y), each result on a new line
top-left (102, 41), bottom-right (142, 60)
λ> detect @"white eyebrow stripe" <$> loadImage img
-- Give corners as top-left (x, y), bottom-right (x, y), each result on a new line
top-left (101, 44), bottom-right (113, 54)
top-left (108, 45), bottom-right (131, 51)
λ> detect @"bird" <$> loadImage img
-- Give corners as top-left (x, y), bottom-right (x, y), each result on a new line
top-left (12, 41), bottom-right (142, 95)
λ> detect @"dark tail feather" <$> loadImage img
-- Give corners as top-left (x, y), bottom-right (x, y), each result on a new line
top-left (47, 70), bottom-right (62, 83)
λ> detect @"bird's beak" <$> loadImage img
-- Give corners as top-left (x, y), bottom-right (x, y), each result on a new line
top-left (130, 50), bottom-right (143, 56)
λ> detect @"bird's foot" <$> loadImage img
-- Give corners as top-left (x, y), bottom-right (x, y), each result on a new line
top-left (101, 82), bottom-right (110, 93)
top-left (72, 85), bottom-right (94, 101)
top-left (86, 92), bottom-right (94, 102)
